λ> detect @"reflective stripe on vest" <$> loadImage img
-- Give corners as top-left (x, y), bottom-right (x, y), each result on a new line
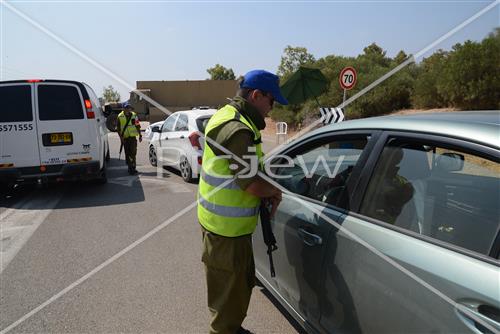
top-left (197, 104), bottom-right (263, 237)
top-left (200, 170), bottom-right (240, 190)
top-left (198, 193), bottom-right (260, 217)
top-left (118, 111), bottom-right (139, 138)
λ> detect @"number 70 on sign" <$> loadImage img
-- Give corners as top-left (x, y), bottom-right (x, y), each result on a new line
top-left (339, 67), bottom-right (357, 90)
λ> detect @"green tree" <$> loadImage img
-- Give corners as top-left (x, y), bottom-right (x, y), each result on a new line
top-left (206, 64), bottom-right (236, 80)
top-left (102, 85), bottom-right (120, 103)
top-left (411, 50), bottom-right (448, 108)
top-left (360, 43), bottom-right (390, 67)
top-left (277, 45), bottom-right (316, 78)
top-left (394, 50), bottom-right (409, 65)
top-left (437, 29), bottom-right (500, 110)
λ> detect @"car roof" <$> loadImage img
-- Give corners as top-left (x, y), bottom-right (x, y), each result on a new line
top-left (177, 109), bottom-right (217, 118)
top-left (307, 111), bottom-right (500, 149)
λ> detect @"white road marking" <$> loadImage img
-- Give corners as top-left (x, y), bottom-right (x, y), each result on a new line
top-left (0, 194), bottom-right (62, 273)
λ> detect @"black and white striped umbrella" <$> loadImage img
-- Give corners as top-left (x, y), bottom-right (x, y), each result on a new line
top-left (319, 107), bottom-right (345, 125)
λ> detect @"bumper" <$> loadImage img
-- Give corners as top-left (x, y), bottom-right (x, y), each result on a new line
top-left (0, 161), bottom-right (101, 182)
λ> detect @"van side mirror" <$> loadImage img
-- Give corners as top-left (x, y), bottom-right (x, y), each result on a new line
top-left (436, 152), bottom-right (464, 172)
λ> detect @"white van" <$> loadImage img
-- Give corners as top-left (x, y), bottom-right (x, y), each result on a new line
top-left (0, 80), bottom-right (109, 186)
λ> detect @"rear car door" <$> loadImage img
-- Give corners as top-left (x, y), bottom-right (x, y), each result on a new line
top-left (0, 82), bottom-right (40, 169)
top-left (254, 131), bottom-right (376, 330)
top-left (35, 82), bottom-right (96, 166)
top-left (320, 132), bottom-right (500, 333)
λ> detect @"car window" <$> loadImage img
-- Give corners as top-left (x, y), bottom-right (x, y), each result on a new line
top-left (175, 114), bottom-right (189, 131)
top-left (275, 135), bottom-right (369, 210)
top-left (360, 138), bottom-right (500, 256)
top-left (162, 114), bottom-right (178, 132)
top-left (38, 85), bottom-right (84, 120)
top-left (196, 116), bottom-right (211, 134)
top-left (0, 85), bottom-right (33, 122)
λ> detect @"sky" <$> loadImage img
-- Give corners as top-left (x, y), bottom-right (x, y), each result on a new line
top-left (0, 0), bottom-right (498, 100)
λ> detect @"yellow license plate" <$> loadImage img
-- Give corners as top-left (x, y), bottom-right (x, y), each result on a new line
top-left (50, 133), bottom-right (72, 144)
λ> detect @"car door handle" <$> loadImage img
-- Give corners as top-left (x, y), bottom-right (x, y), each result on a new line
top-left (456, 300), bottom-right (500, 333)
top-left (180, 135), bottom-right (185, 139)
top-left (297, 228), bottom-right (322, 246)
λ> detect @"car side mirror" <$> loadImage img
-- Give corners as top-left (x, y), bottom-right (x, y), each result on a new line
top-left (151, 126), bottom-right (161, 133)
top-left (436, 152), bottom-right (464, 172)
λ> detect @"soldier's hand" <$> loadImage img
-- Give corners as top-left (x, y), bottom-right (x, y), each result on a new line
top-left (269, 190), bottom-right (282, 218)
top-left (139, 135), bottom-right (143, 143)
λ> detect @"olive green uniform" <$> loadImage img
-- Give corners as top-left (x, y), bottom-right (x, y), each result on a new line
top-left (201, 97), bottom-right (265, 334)
top-left (117, 111), bottom-right (141, 172)
top-left (123, 137), bottom-right (137, 169)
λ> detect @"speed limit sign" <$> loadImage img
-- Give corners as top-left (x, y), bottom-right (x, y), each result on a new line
top-left (339, 67), bottom-right (357, 90)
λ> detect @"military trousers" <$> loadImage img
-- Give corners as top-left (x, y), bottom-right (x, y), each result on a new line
top-left (123, 137), bottom-right (137, 169)
top-left (201, 226), bottom-right (255, 334)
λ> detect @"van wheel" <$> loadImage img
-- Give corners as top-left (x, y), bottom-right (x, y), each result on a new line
top-left (93, 160), bottom-right (107, 184)
top-left (0, 182), bottom-right (10, 196)
top-left (180, 156), bottom-right (193, 183)
top-left (149, 145), bottom-right (157, 167)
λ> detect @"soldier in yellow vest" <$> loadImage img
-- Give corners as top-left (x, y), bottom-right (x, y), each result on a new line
top-left (117, 102), bottom-right (142, 175)
top-left (198, 70), bottom-right (288, 334)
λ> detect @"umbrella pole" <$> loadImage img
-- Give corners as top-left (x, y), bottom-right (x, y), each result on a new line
top-left (304, 81), bottom-right (321, 108)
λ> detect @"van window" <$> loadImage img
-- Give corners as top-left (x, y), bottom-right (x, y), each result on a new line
top-left (0, 85), bottom-right (33, 122)
top-left (38, 85), bottom-right (84, 120)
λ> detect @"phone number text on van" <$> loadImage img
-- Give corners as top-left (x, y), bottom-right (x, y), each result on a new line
top-left (0, 123), bottom-right (34, 132)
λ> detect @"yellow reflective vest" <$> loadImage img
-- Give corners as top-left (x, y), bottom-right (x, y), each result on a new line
top-left (198, 104), bottom-right (264, 237)
top-left (118, 111), bottom-right (140, 138)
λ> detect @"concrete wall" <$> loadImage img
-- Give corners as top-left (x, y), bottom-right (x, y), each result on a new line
top-left (137, 80), bottom-right (237, 108)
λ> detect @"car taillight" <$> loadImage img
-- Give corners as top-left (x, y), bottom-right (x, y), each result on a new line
top-left (189, 132), bottom-right (202, 150)
top-left (27, 79), bottom-right (42, 82)
top-left (84, 99), bottom-right (95, 119)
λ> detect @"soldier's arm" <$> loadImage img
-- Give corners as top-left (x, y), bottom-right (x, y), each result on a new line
top-left (134, 116), bottom-right (141, 134)
top-left (223, 130), bottom-right (281, 199)
top-left (116, 120), bottom-right (122, 140)
top-left (206, 121), bottom-right (281, 200)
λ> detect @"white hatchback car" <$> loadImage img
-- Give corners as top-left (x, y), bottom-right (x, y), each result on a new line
top-left (149, 108), bottom-right (215, 182)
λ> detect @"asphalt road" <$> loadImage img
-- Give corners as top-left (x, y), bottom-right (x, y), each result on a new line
top-left (0, 131), bottom-right (302, 333)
